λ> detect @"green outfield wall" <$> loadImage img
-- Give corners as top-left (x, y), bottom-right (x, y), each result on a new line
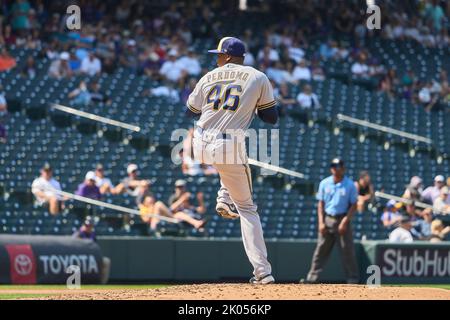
top-left (97, 237), bottom-right (450, 284)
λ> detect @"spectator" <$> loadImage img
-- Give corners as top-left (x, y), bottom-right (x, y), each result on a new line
top-left (113, 164), bottom-right (150, 197)
top-left (354, 171), bottom-right (374, 213)
top-left (48, 52), bottom-right (73, 79)
top-left (389, 214), bottom-right (414, 243)
top-left (267, 61), bottom-right (295, 85)
top-left (381, 200), bottom-right (402, 228)
top-left (0, 88), bottom-right (6, 143)
top-left (75, 171), bottom-right (102, 200)
top-left (11, 0), bottom-right (31, 32)
top-left (31, 164), bottom-right (64, 215)
top-left (80, 52), bottom-right (102, 77)
top-left (68, 81), bottom-right (91, 107)
top-left (142, 82), bottom-right (180, 102)
top-left (0, 48), bottom-right (17, 72)
top-left (275, 82), bottom-right (296, 115)
top-left (292, 60), bottom-right (311, 82)
top-left (429, 219), bottom-right (450, 243)
top-left (72, 216), bottom-right (111, 284)
top-left (296, 84), bottom-right (320, 110)
top-left (351, 53), bottom-right (369, 78)
top-left (419, 82), bottom-right (439, 111)
top-left (422, 175), bottom-right (446, 204)
top-left (402, 176), bottom-right (424, 201)
top-left (21, 56), bottom-right (37, 78)
top-left (168, 180), bottom-right (206, 220)
top-left (159, 49), bottom-right (186, 84)
top-left (89, 81), bottom-right (111, 105)
top-left (177, 48), bottom-right (201, 76)
top-left (139, 194), bottom-right (207, 231)
top-left (94, 164), bottom-right (114, 195)
top-left (0, 88), bottom-right (6, 113)
top-left (411, 208), bottom-right (434, 240)
top-left (433, 186), bottom-right (450, 215)
top-left (73, 216), bottom-right (97, 241)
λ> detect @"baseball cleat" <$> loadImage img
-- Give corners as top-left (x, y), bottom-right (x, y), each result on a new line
top-left (249, 274), bottom-right (275, 285)
top-left (216, 202), bottom-right (239, 220)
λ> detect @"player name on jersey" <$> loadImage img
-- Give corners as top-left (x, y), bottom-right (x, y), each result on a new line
top-left (206, 70), bottom-right (250, 83)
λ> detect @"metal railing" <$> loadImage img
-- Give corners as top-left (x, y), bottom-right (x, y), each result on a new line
top-left (336, 114), bottom-right (433, 145)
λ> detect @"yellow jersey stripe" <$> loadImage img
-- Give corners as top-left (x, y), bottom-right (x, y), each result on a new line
top-left (187, 103), bottom-right (201, 114)
top-left (217, 37), bottom-right (232, 51)
top-left (257, 101), bottom-right (277, 110)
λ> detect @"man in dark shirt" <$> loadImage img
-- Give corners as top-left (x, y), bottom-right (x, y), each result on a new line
top-left (73, 216), bottom-right (96, 241)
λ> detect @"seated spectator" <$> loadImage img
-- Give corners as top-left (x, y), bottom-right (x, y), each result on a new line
top-left (381, 200), bottom-right (402, 228)
top-left (80, 52), bottom-right (102, 77)
top-left (68, 81), bottom-right (91, 107)
top-left (159, 49), bottom-right (186, 84)
top-left (89, 81), bottom-right (111, 105)
top-left (73, 216), bottom-right (97, 241)
top-left (319, 40), bottom-right (338, 60)
top-left (21, 56), bottom-right (37, 78)
top-left (422, 175), bottom-right (445, 204)
top-left (31, 164), bottom-right (63, 215)
top-left (113, 164), bottom-right (150, 197)
top-left (311, 61), bottom-right (326, 82)
top-left (168, 180), bottom-right (206, 220)
top-left (68, 52), bottom-right (81, 73)
top-left (75, 171), bottom-right (102, 200)
top-left (389, 214), bottom-right (414, 243)
top-left (94, 164), bottom-right (114, 195)
top-left (433, 186), bottom-right (450, 215)
top-left (288, 40), bottom-right (306, 63)
top-left (0, 88), bottom-right (7, 113)
top-left (419, 82), bottom-right (440, 112)
top-left (296, 84), bottom-right (320, 110)
top-left (429, 219), bottom-right (450, 243)
top-left (48, 52), bottom-right (73, 79)
top-left (275, 82), bottom-right (296, 115)
top-left (411, 208), bottom-right (434, 240)
top-left (257, 45), bottom-right (280, 68)
top-left (267, 61), bottom-right (294, 85)
top-left (181, 129), bottom-right (218, 176)
top-left (402, 176), bottom-right (424, 201)
top-left (351, 53), bottom-right (369, 78)
top-left (177, 48), bottom-right (201, 76)
top-left (292, 60), bottom-right (311, 82)
top-left (139, 194), bottom-right (207, 231)
top-left (142, 82), bottom-right (180, 102)
top-left (354, 171), bottom-right (374, 213)
top-left (0, 48), bottom-right (17, 72)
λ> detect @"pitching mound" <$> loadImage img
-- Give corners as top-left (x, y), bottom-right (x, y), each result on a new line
top-left (15, 284), bottom-right (450, 300)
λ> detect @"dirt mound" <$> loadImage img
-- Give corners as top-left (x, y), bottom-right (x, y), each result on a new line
top-left (29, 284), bottom-right (450, 300)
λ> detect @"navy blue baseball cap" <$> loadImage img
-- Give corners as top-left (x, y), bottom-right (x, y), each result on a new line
top-left (208, 37), bottom-right (246, 57)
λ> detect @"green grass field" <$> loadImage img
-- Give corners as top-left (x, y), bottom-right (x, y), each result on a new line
top-left (0, 284), bottom-right (168, 300)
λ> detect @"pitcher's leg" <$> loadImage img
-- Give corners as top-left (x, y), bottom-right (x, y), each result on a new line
top-left (215, 163), bottom-right (272, 278)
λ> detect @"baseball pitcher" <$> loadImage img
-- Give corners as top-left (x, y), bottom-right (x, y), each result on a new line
top-left (186, 37), bottom-right (278, 284)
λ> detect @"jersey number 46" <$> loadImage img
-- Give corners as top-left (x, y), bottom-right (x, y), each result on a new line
top-left (206, 84), bottom-right (242, 112)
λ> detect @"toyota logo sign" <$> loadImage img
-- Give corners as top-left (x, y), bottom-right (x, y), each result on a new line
top-left (14, 254), bottom-right (33, 276)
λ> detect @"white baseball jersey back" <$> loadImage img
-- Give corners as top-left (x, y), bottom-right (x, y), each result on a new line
top-left (187, 62), bottom-right (275, 279)
top-left (187, 63), bottom-right (276, 132)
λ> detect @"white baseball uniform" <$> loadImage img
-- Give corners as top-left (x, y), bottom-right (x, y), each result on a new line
top-left (187, 63), bottom-right (275, 278)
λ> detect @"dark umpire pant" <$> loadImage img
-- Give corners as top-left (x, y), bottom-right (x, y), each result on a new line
top-left (306, 214), bottom-right (359, 284)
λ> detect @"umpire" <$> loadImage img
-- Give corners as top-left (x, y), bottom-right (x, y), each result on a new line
top-left (304, 158), bottom-right (359, 284)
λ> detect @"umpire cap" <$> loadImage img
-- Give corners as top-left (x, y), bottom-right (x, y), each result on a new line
top-left (208, 37), bottom-right (246, 58)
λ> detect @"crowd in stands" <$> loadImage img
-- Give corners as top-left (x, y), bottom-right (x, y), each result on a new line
top-left (383, 174), bottom-right (450, 243)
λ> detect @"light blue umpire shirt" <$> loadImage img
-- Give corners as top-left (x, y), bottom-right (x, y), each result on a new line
top-left (316, 175), bottom-right (358, 216)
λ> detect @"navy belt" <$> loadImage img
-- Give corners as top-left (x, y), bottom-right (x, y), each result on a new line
top-left (326, 213), bottom-right (347, 219)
